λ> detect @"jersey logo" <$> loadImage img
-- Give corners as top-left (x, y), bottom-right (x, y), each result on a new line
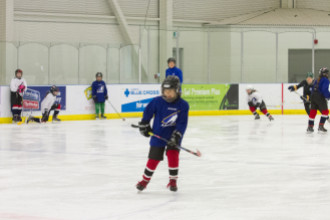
top-left (97, 85), bottom-right (104, 93)
top-left (161, 111), bottom-right (180, 127)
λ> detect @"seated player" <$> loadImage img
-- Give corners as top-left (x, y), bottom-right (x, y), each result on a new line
top-left (288, 72), bottom-right (314, 115)
top-left (136, 76), bottom-right (189, 192)
top-left (27, 85), bottom-right (61, 123)
top-left (10, 69), bottom-right (27, 122)
top-left (246, 85), bottom-right (274, 121)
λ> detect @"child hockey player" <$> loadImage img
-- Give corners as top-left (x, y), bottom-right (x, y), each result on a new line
top-left (27, 85), bottom-right (61, 123)
top-left (10, 69), bottom-right (27, 122)
top-left (246, 85), bottom-right (274, 121)
top-left (288, 72), bottom-right (314, 115)
top-left (92, 72), bottom-right (108, 119)
top-left (136, 76), bottom-right (189, 192)
top-left (307, 67), bottom-right (330, 133)
top-left (166, 57), bottom-right (183, 83)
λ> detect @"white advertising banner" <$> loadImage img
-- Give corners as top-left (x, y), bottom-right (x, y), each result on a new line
top-left (0, 83), bottom-right (310, 121)
top-left (239, 84), bottom-right (283, 110)
top-left (108, 84), bottom-right (161, 113)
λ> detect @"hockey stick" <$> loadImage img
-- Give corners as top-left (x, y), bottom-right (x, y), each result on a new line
top-left (106, 99), bottom-right (126, 121)
top-left (294, 91), bottom-right (309, 102)
top-left (131, 124), bottom-right (202, 157)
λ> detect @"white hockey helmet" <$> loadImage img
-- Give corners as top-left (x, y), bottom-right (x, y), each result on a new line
top-left (246, 85), bottom-right (254, 91)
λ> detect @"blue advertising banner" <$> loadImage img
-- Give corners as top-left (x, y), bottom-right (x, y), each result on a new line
top-left (121, 98), bottom-right (154, 112)
top-left (23, 86), bottom-right (66, 111)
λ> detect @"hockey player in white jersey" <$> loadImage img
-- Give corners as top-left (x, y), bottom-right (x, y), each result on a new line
top-left (246, 85), bottom-right (274, 121)
top-left (10, 69), bottom-right (27, 122)
top-left (27, 85), bottom-right (61, 123)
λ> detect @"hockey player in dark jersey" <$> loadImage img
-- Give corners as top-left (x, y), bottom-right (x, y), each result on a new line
top-left (288, 72), bottom-right (314, 115)
top-left (307, 67), bottom-right (330, 133)
top-left (92, 72), bottom-right (108, 119)
top-left (166, 57), bottom-right (183, 83)
top-left (136, 76), bottom-right (189, 192)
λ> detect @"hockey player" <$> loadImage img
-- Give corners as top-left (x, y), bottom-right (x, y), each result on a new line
top-left (10, 69), bottom-right (27, 123)
top-left (246, 85), bottom-right (274, 121)
top-left (288, 72), bottom-right (314, 115)
top-left (166, 57), bottom-right (183, 83)
top-left (27, 85), bottom-right (61, 123)
top-left (136, 76), bottom-right (189, 192)
top-left (92, 72), bottom-right (108, 119)
top-left (307, 67), bottom-right (330, 133)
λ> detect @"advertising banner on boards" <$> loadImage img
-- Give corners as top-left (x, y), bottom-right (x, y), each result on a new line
top-left (181, 84), bottom-right (239, 110)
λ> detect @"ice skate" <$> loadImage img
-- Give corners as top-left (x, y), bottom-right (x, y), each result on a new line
top-left (268, 115), bottom-right (274, 121)
top-left (254, 114), bottom-right (260, 120)
top-left (136, 180), bottom-right (148, 191)
top-left (95, 115), bottom-right (100, 120)
top-left (101, 114), bottom-right (107, 120)
top-left (12, 117), bottom-right (17, 124)
top-left (318, 125), bottom-right (327, 133)
top-left (307, 126), bottom-right (314, 133)
top-left (52, 117), bottom-right (61, 123)
top-left (167, 179), bottom-right (178, 192)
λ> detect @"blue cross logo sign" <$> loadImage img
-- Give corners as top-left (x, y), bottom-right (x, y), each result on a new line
top-left (124, 89), bottom-right (130, 97)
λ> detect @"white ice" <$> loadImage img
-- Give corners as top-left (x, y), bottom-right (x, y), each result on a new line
top-left (1, 115), bottom-right (330, 220)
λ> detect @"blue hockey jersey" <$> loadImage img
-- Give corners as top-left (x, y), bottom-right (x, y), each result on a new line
top-left (92, 80), bottom-right (108, 102)
top-left (166, 67), bottom-right (183, 83)
top-left (142, 96), bottom-right (189, 147)
top-left (313, 77), bottom-right (330, 99)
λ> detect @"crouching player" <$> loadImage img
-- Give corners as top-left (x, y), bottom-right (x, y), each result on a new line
top-left (27, 85), bottom-right (61, 123)
top-left (136, 76), bottom-right (189, 192)
top-left (307, 67), bottom-right (330, 133)
top-left (246, 85), bottom-right (274, 121)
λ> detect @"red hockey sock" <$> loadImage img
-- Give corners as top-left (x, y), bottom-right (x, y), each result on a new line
top-left (309, 109), bottom-right (317, 119)
top-left (142, 159), bottom-right (160, 182)
top-left (249, 106), bottom-right (256, 113)
top-left (167, 150), bottom-right (179, 179)
top-left (308, 109), bottom-right (317, 126)
top-left (320, 110), bottom-right (329, 125)
top-left (261, 109), bottom-right (269, 115)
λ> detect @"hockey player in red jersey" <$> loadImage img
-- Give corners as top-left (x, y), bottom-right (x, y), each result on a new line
top-left (246, 85), bottom-right (274, 121)
top-left (136, 76), bottom-right (189, 192)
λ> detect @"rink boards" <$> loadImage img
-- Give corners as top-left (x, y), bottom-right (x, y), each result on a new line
top-left (0, 83), bottom-right (308, 123)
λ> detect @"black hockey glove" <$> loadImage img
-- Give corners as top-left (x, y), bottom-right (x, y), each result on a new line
top-left (139, 121), bottom-right (152, 137)
top-left (105, 95), bottom-right (108, 100)
top-left (167, 130), bottom-right (182, 148)
top-left (248, 101), bottom-right (253, 107)
top-left (288, 86), bottom-right (295, 92)
top-left (51, 103), bottom-right (60, 110)
top-left (93, 95), bottom-right (97, 103)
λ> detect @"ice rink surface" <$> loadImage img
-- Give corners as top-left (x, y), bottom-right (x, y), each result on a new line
top-left (1, 115), bottom-right (330, 220)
